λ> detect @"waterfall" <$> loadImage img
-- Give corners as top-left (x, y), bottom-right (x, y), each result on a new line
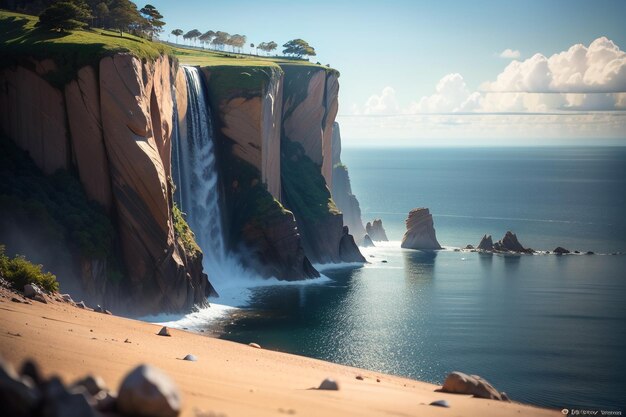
top-left (173, 66), bottom-right (226, 269)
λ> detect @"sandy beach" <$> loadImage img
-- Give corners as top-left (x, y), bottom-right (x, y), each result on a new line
top-left (0, 292), bottom-right (559, 417)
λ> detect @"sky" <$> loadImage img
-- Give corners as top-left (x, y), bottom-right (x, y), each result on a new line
top-left (149, 0), bottom-right (626, 146)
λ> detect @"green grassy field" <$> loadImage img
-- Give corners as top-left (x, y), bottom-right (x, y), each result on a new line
top-left (0, 9), bottom-right (335, 87)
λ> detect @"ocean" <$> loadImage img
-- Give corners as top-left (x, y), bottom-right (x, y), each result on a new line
top-left (212, 147), bottom-right (626, 411)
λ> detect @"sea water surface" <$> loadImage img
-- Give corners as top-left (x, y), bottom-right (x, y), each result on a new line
top-left (218, 147), bottom-right (626, 411)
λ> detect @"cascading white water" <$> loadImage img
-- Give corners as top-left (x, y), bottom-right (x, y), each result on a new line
top-left (173, 66), bottom-right (226, 267)
top-left (168, 66), bottom-right (330, 314)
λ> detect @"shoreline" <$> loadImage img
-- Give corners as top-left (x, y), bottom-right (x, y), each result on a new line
top-left (0, 287), bottom-right (559, 416)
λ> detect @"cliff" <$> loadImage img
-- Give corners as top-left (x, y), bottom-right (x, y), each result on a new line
top-left (330, 122), bottom-right (367, 243)
top-left (0, 54), bottom-right (209, 315)
top-left (280, 65), bottom-right (364, 264)
top-left (401, 208), bottom-right (442, 250)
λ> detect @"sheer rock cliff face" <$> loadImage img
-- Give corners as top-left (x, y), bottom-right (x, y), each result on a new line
top-left (201, 66), bottom-right (317, 280)
top-left (0, 55), bottom-right (208, 315)
top-left (401, 208), bottom-right (442, 250)
top-left (330, 123), bottom-right (367, 242)
top-left (280, 66), bottom-right (364, 265)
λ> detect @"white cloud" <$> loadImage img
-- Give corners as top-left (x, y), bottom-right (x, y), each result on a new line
top-left (345, 37), bottom-right (626, 143)
top-left (484, 37), bottom-right (626, 93)
top-left (363, 86), bottom-right (400, 115)
top-left (499, 48), bottom-right (521, 59)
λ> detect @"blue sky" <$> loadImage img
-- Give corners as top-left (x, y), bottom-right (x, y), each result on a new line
top-left (149, 0), bottom-right (626, 145)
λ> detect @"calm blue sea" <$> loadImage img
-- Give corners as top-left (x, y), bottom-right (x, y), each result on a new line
top-left (219, 147), bottom-right (626, 411)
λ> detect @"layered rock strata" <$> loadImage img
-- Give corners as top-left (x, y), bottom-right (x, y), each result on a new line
top-left (401, 208), bottom-right (442, 250)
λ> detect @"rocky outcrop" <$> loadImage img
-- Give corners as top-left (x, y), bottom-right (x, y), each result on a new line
top-left (493, 231), bottom-right (533, 254)
top-left (281, 138), bottom-right (364, 265)
top-left (339, 226), bottom-right (367, 263)
top-left (1, 55), bottom-right (209, 315)
top-left (330, 123), bottom-right (367, 243)
top-left (553, 246), bottom-right (570, 255)
top-left (440, 372), bottom-right (509, 401)
top-left (401, 208), bottom-right (442, 250)
top-left (477, 234), bottom-right (494, 251)
top-left (366, 219), bottom-right (388, 241)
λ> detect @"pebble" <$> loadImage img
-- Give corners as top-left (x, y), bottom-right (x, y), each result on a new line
top-left (157, 326), bottom-right (171, 337)
top-left (430, 399), bottom-right (450, 408)
top-left (318, 378), bottom-right (339, 390)
top-left (249, 342), bottom-right (261, 349)
top-left (182, 354), bottom-right (197, 362)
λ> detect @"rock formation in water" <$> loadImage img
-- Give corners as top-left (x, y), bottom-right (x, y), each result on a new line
top-left (553, 246), bottom-right (570, 255)
top-left (400, 208), bottom-right (442, 250)
top-left (477, 234), bottom-right (494, 251)
top-left (330, 122), bottom-right (367, 242)
top-left (493, 231), bottom-right (534, 253)
top-left (338, 226), bottom-right (367, 263)
top-left (366, 219), bottom-right (389, 241)
top-left (361, 234), bottom-right (375, 247)
top-left (0, 55), bottom-right (208, 315)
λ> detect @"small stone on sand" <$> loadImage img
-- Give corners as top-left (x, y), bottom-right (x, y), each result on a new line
top-left (355, 375), bottom-right (364, 380)
top-left (182, 354), bottom-right (197, 362)
top-left (318, 378), bottom-right (339, 390)
top-left (157, 326), bottom-right (171, 337)
top-left (430, 399), bottom-right (450, 408)
top-left (249, 342), bottom-right (261, 349)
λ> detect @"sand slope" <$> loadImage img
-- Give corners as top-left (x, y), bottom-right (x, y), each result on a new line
top-left (0, 296), bottom-right (558, 417)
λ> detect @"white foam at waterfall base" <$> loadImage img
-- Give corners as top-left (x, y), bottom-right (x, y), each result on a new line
top-left (156, 65), bottom-right (334, 330)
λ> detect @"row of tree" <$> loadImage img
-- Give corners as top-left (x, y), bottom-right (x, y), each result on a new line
top-left (171, 28), bottom-right (316, 58)
top-left (7, 0), bottom-right (165, 37)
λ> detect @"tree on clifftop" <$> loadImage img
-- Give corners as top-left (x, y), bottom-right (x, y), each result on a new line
top-left (108, 0), bottom-right (143, 36)
top-left (183, 29), bottom-right (201, 46)
top-left (140, 4), bottom-right (165, 40)
top-left (37, 1), bottom-right (92, 32)
top-left (282, 39), bottom-right (316, 58)
top-left (171, 28), bottom-right (183, 44)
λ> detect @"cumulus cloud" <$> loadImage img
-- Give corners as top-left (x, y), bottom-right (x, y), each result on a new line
top-left (484, 37), bottom-right (626, 93)
top-left (499, 48), bottom-right (521, 59)
top-left (410, 73), bottom-right (472, 113)
top-left (363, 86), bottom-right (400, 115)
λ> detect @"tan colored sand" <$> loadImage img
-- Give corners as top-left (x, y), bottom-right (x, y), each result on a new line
top-left (0, 296), bottom-right (559, 417)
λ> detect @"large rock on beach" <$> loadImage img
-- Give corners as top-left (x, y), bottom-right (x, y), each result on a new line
top-left (401, 208), bottom-right (442, 250)
top-left (117, 364), bottom-right (181, 417)
top-left (366, 219), bottom-right (389, 242)
top-left (440, 371), bottom-right (508, 401)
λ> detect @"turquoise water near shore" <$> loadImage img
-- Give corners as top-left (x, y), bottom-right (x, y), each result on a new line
top-left (218, 147), bottom-right (626, 411)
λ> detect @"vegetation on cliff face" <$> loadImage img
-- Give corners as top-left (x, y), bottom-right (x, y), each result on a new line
top-left (0, 136), bottom-right (115, 261)
top-left (281, 138), bottom-right (340, 222)
top-left (0, 245), bottom-right (59, 292)
top-left (172, 203), bottom-right (201, 257)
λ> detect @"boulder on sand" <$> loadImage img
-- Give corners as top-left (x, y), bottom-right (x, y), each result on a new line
top-left (117, 364), bottom-right (181, 417)
top-left (440, 371), bottom-right (509, 401)
top-left (400, 208), bottom-right (442, 250)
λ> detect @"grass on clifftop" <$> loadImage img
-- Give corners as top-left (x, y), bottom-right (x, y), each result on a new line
top-left (0, 10), bottom-right (336, 89)
top-left (0, 10), bottom-right (170, 87)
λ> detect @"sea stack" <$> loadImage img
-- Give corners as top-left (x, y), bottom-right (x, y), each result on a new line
top-left (366, 219), bottom-right (389, 241)
top-left (493, 231), bottom-right (533, 254)
top-left (400, 208), bottom-right (442, 250)
top-left (477, 234), bottom-right (494, 251)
